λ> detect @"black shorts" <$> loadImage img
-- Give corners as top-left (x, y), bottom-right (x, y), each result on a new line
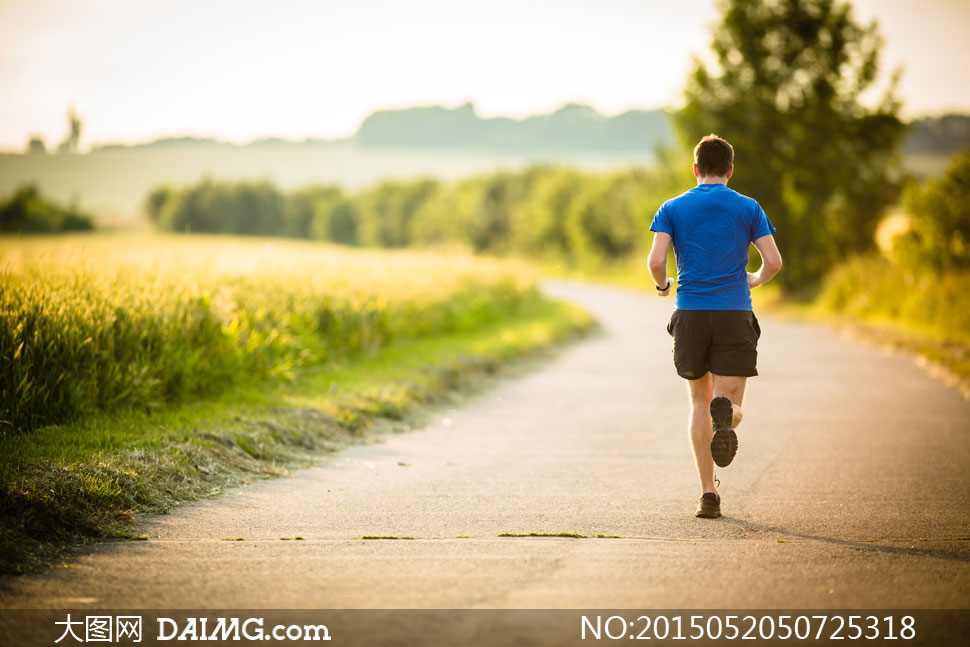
top-left (665, 309), bottom-right (761, 380)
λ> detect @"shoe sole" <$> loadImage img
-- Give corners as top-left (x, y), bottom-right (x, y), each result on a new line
top-left (695, 508), bottom-right (722, 519)
top-left (710, 396), bottom-right (737, 468)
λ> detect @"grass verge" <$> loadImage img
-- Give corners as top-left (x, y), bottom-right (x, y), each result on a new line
top-left (0, 296), bottom-right (593, 576)
top-left (791, 254), bottom-right (970, 394)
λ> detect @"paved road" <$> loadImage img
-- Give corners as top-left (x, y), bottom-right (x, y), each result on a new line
top-left (3, 281), bottom-right (970, 610)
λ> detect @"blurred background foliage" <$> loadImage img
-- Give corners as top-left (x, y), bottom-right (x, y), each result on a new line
top-left (0, 185), bottom-right (93, 233)
top-left (144, 162), bottom-right (687, 271)
top-left (819, 151), bottom-right (970, 349)
top-left (895, 151), bottom-right (970, 271)
top-left (676, 0), bottom-right (906, 289)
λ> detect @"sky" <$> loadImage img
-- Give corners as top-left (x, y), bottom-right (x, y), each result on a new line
top-left (1, 0), bottom-right (969, 151)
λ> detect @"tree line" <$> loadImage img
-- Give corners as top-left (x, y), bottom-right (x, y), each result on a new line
top-left (145, 163), bottom-right (685, 269)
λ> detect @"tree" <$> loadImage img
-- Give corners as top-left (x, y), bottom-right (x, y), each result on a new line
top-left (356, 179), bottom-right (439, 248)
top-left (676, 0), bottom-right (906, 288)
top-left (26, 137), bottom-right (47, 154)
top-left (0, 185), bottom-right (93, 232)
top-left (58, 109), bottom-right (82, 154)
top-left (895, 151), bottom-right (970, 270)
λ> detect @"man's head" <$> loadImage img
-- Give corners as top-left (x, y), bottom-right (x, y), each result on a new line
top-left (693, 134), bottom-right (734, 180)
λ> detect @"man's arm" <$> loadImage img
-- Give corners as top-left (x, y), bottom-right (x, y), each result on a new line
top-left (748, 234), bottom-right (783, 288)
top-left (647, 231), bottom-right (674, 296)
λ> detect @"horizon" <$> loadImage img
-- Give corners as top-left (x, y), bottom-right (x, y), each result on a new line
top-left (6, 100), bottom-right (968, 155)
top-left (2, 0), bottom-right (970, 152)
top-left (8, 102), bottom-right (675, 152)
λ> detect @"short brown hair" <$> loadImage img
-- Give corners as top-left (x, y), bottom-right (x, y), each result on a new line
top-left (693, 134), bottom-right (734, 177)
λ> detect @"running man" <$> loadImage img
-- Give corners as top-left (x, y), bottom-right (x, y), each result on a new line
top-left (647, 134), bottom-right (782, 519)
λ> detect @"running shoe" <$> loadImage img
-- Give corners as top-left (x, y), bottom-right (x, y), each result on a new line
top-left (695, 492), bottom-right (721, 519)
top-left (710, 396), bottom-right (738, 467)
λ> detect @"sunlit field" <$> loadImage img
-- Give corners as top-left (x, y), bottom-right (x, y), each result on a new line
top-left (0, 233), bottom-right (539, 435)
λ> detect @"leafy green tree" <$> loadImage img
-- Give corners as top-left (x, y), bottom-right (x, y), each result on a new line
top-left (228, 181), bottom-right (284, 235)
top-left (575, 169), bottom-right (661, 259)
top-left (508, 167), bottom-right (583, 261)
top-left (357, 179), bottom-right (439, 248)
top-left (467, 168), bottom-right (546, 254)
top-left (286, 185), bottom-right (350, 239)
top-left (0, 185), bottom-right (94, 233)
top-left (676, 0), bottom-right (906, 287)
top-left (895, 151), bottom-right (970, 270)
top-left (299, 186), bottom-right (359, 245)
top-left (145, 186), bottom-right (175, 224)
top-left (409, 181), bottom-right (475, 246)
top-left (153, 179), bottom-right (284, 235)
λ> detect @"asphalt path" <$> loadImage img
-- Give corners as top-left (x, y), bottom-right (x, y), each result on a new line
top-left (3, 280), bottom-right (969, 611)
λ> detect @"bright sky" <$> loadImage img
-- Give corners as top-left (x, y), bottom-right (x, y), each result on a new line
top-left (1, 0), bottom-right (968, 151)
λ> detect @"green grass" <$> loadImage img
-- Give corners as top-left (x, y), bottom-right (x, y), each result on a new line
top-left (498, 532), bottom-right (588, 538)
top-left (804, 254), bottom-right (970, 387)
top-left (0, 284), bottom-right (592, 575)
top-left (1, 234), bottom-right (538, 435)
top-left (815, 254), bottom-right (970, 347)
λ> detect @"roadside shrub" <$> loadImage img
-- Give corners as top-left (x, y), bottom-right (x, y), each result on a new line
top-left (818, 253), bottom-right (970, 347)
top-left (894, 151), bottom-right (970, 270)
top-left (0, 185), bottom-right (94, 233)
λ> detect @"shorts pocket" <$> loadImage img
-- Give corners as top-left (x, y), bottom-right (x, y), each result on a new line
top-left (750, 312), bottom-right (762, 340)
top-left (667, 309), bottom-right (678, 337)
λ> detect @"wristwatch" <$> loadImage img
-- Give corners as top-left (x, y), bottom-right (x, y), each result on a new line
top-left (656, 279), bottom-right (672, 291)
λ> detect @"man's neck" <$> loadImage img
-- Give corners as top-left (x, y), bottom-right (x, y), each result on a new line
top-left (697, 176), bottom-right (729, 185)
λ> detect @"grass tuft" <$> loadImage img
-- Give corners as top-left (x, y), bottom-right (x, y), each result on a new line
top-left (498, 532), bottom-right (587, 538)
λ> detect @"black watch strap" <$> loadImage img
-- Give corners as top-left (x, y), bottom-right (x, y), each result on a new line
top-left (656, 279), bottom-right (672, 291)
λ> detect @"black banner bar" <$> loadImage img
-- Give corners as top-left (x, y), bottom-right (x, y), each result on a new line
top-left (1, 609), bottom-right (968, 646)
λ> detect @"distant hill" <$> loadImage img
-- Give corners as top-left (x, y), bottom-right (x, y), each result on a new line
top-left (93, 135), bottom-right (337, 152)
top-left (354, 102), bottom-right (674, 152)
top-left (87, 103), bottom-right (675, 154)
top-left (83, 107), bottom-right (970, 157)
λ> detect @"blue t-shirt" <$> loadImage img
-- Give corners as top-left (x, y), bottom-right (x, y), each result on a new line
top-left (649, 184), bottom-right (776, 311)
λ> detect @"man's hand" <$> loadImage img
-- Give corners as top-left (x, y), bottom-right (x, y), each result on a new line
top-left (750, 235), bottom-right (783, 288)
top-left (657, 276), bottom-right (674, 297)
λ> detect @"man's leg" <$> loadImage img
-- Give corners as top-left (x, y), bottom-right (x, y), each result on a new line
top-left (687, 372), bottom-right (717, 494)
top-left (712, 374), bottom-right (746, 427)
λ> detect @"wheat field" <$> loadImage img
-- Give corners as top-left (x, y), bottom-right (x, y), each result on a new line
top-left (0, 233), bottom-right (537, 434)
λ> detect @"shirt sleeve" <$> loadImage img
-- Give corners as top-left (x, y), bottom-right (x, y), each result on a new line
top-left (650, 202), bottom-right (673, 236)
top-left (751, 204), bottom-right (776, 240)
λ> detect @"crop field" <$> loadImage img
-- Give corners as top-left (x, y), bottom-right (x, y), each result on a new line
top-left (0, 233), bottom-right (539, 435)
